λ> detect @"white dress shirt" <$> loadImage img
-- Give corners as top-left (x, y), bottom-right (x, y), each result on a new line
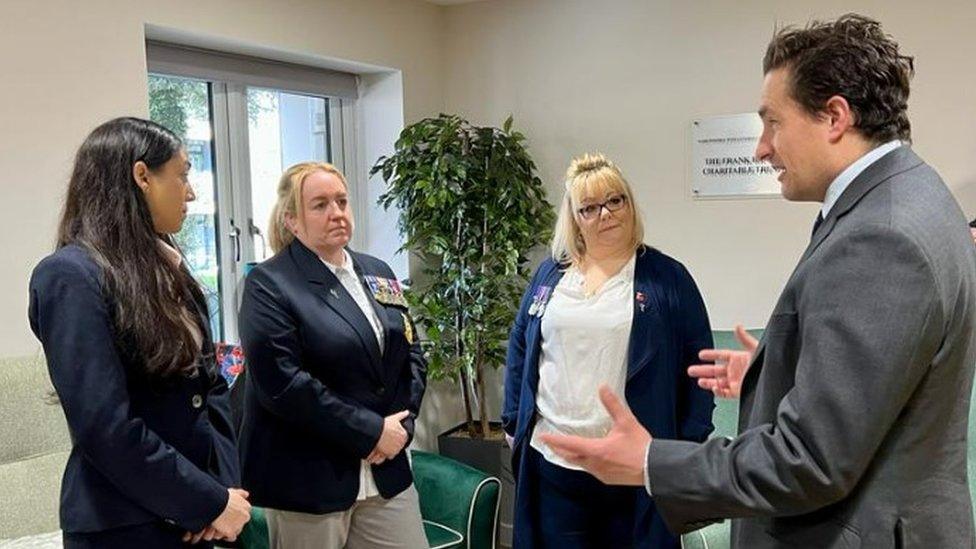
top-left (531, 254), bottom-right (636, 470)
top-left (821, 140), bottom-right (902, 218)
top-left (322, 249), bottom-right (384, 500)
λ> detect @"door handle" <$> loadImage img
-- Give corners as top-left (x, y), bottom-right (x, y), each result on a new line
top-left (248, 218), bottom-right (267, 259)
top-left (228, 219), bottom-right (241, 262)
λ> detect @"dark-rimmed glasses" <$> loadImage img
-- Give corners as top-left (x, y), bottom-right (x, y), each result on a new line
top-left (577, 194), bottom-right (627, 220)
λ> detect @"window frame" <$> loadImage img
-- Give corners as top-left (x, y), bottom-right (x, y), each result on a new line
top-left (148, 46), bottom-right (361, 343)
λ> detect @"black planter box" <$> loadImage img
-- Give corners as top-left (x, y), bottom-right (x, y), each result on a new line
top-left (438, 421), bottom-right (516, 548)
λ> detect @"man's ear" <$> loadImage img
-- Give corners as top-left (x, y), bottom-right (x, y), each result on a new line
top-left (132, 161), bottom-right (151, 192)
top-left (823, 95), bottom-right (855, 143)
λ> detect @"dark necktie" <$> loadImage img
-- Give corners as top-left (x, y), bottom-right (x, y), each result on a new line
top-left (812, 212), bottom-right (824, 239)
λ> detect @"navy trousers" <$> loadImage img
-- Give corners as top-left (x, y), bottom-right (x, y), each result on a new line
top-left (63, 521), bottom-right (216, 549)
top-left (517, 445), bottom-right (640, 548)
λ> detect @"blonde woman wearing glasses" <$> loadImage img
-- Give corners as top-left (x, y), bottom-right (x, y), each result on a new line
top-left (502, 153), bottom-right (715, 548)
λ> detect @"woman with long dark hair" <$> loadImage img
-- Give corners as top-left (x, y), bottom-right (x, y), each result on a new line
top-left (28, 117), bottom-right (251, 548)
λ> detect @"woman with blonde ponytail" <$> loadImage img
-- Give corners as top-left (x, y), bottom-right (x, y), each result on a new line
top-left (238, 162), bottom-right (428, 549)
top-left (502, 153), bottom-right (715, 548)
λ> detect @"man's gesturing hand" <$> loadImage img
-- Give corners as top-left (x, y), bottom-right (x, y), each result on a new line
top-left (539, 385), bottom-right (650, 486)
top-left (687, 324), bottom-right (758, 399)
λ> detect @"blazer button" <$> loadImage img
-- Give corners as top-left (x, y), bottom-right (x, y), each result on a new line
top-left (191, 394), bottom-right (203, 408)
top-left (375, 386), bottom-right (386, 396)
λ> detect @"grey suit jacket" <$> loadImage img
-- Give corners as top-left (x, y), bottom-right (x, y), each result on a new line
top-left (647, 147), bottom-right (976, 548)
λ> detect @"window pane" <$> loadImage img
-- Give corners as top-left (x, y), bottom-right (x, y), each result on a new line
top-left (148, 74), bottom-right (223, 340)
top-left (247, 88), bottom-right (331, 261)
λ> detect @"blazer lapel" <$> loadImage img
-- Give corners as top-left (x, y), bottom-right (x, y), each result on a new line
top-left (188, 288), bottom-right (213, 345)
top-left (740, 340), bottom-right (766, 399)
top-left (742, 147), bottom-right (921, 398)
top-left (627, 247), bottom-right (663, 381)
top-left (798, 146), bottom-right (921, 267)
top-left (350, 252), bottom-right (395, 360)
top-left (289, 241), bottom-right (383, 374)
top-left (187, 286), bottom-right (217, 380)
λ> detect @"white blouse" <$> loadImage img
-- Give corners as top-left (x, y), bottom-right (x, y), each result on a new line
top-left (322, 249), bottom-right (385, 354)
top-left (530, 254), bottom-right (636, 470)
top-left (322, 249), bottom-right (383, 500)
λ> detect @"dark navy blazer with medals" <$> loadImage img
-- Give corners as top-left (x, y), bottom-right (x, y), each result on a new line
top-left (503, 244), bottom-right (716, 548)
top-left (237, 238), bottom-right (426, 513)
top-left (28, 244), bottom-right (241, 545)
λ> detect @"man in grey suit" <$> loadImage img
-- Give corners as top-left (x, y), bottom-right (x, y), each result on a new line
top-left (542, 14), bottom-right (976, 548)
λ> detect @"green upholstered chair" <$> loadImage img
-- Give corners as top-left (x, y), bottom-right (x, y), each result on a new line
top-left (679, 329), bottom-right (760, 549)
top-left (412, 450), bottom-right (501, 549)
top-left (236, 506), bottom-right (270, 549)
top-left (237, 451), bottom-right (500, 549)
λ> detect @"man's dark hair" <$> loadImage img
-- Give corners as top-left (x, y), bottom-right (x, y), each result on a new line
top-left (763, 14), bottom-right (914, 143)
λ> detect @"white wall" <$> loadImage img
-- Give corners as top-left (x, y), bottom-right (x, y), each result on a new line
top-left (412, 0), bottom-right (976, 446)
top-left (359, 71), bottom-right (410, 279)
top-left (0, 0), bottom-right (444, 357)
top-left (441, 0), bottom-right (976, 332)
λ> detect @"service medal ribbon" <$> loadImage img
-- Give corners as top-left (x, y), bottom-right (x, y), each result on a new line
top-left (530, 285), bottom-right (553, 317)
top-left (363, 275), bottom-right (380, 295)
top-left (366, 275), bottom-right (409, 307)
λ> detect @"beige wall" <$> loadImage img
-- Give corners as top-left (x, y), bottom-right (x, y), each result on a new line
top-left (0, 0), bottom-right (444, 357)
top-left (442, 0), bottom-right (976, 331)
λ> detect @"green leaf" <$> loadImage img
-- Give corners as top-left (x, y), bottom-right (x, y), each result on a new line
top-left (367, 114), bottom-right (555, 423)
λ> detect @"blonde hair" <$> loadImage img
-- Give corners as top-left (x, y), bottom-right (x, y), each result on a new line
top-left (268, 162), bottom-right (349, 254)
top-left (550, 153), bottom-right (644, 265)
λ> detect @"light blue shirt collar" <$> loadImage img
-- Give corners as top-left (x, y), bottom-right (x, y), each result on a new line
top-left (821, 140), bottom-right (902, 218)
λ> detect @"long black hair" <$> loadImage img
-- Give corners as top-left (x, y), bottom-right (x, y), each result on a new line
top-left (57, 117), bottom-right (206, 378)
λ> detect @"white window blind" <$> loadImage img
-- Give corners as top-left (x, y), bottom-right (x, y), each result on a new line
top-left (146, 41), bottom-right (358, 99)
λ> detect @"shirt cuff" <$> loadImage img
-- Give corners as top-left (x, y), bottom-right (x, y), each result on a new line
top-left (643, 439), bottom-right (653, 496)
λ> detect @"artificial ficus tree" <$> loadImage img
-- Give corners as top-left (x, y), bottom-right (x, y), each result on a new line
top-left (371, 114), bottom-right (555, 437)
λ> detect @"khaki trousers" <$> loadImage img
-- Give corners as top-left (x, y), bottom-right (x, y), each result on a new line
top-left (265, 484), bottom-right (428, 549)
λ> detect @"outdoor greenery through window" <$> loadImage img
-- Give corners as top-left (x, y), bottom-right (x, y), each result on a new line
top-left (148, 73), bottom-right (335, 342)
top-left (148, 74), bottom-right (222, 338)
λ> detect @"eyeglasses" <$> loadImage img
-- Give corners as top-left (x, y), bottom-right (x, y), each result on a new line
top-left (576, 194), bottom-right (627, 220)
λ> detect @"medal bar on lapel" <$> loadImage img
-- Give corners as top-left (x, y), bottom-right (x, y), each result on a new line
top-left (365, 274), bottom-right (409, 307)
top-left (529, 285), bottom-right (552, 317)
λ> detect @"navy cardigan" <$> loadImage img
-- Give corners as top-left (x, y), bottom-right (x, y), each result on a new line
top-left (503, 245), bottom-right (715, 546)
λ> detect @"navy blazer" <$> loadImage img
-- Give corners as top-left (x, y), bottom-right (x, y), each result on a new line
top-left (503, 245), bottom-right (715, 547)
top-left (237, 239), bottom-right (427, 513)
top-left (28, 244), bottom-right (240, 535)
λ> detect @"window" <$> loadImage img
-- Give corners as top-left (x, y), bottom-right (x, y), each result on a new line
top-left (247, 89), bottom-right (332, 262)
top-left (148, 74), bottom-right (223, 338)
top-left (147, 43), bottom-right (358, 342)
